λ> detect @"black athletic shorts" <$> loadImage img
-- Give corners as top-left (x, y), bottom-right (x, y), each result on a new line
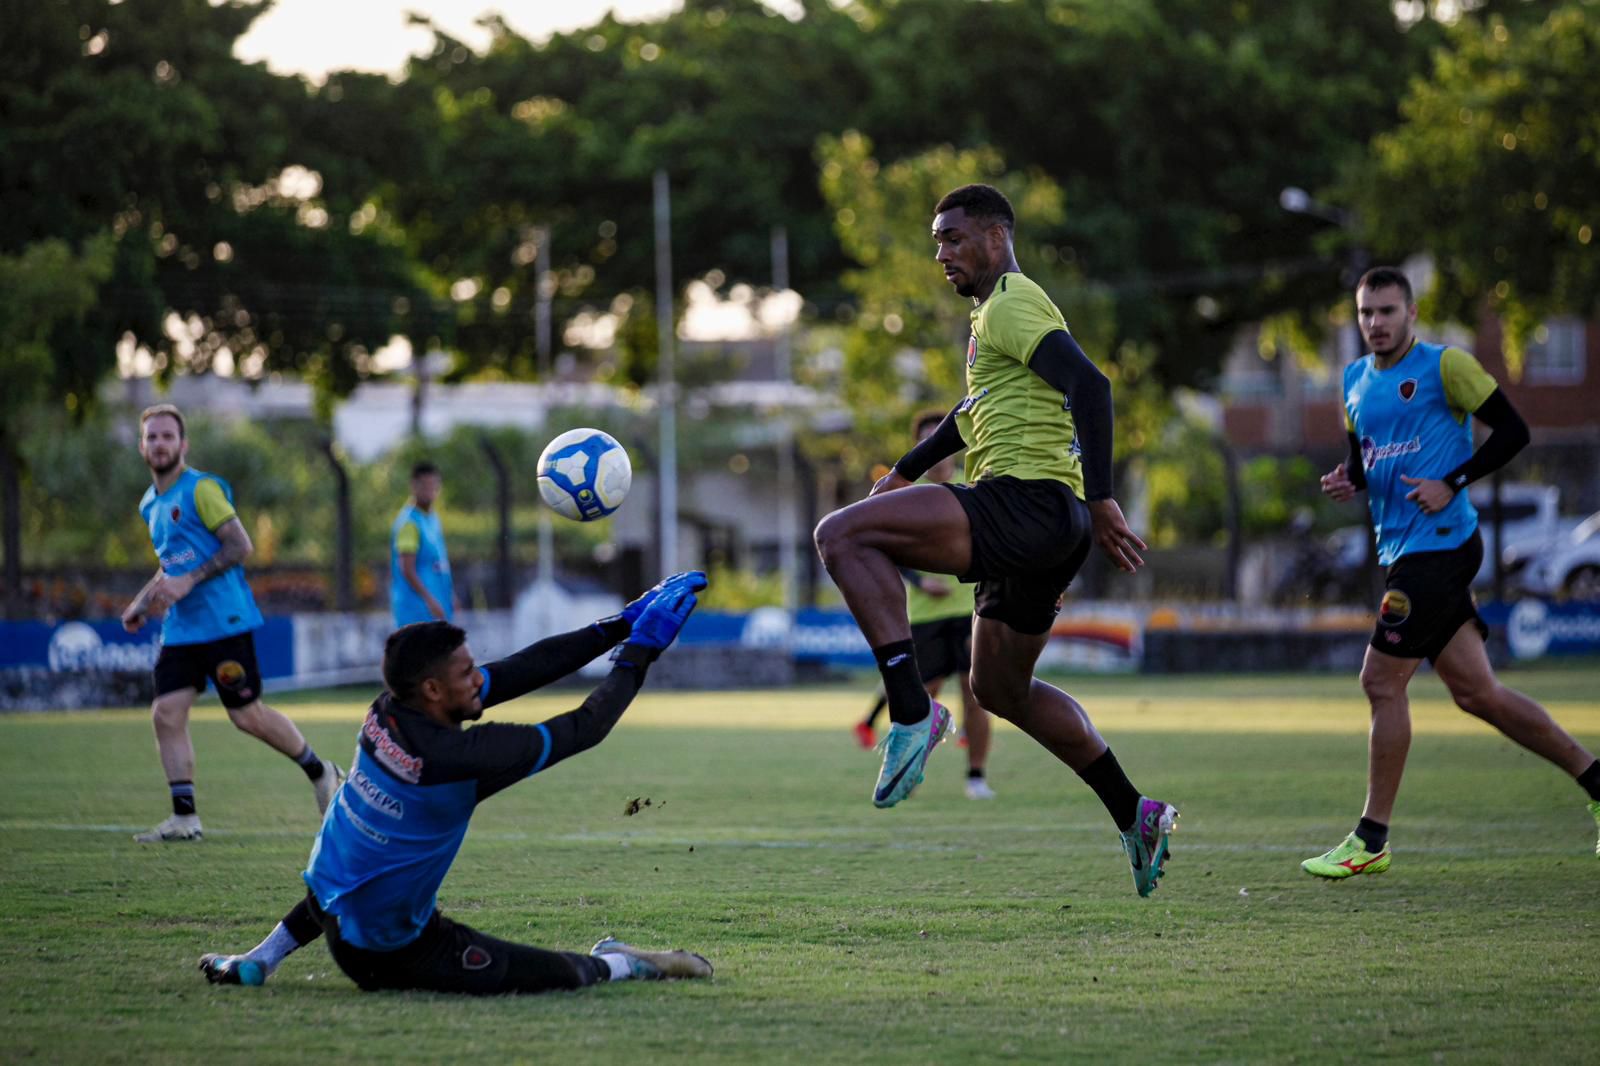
top-left (1371, 531), bottom-right (1489, 662)
top-left (943, 476), bottom-right (1092, 636)
top-left (152, 631), bottom-right (263, 709)
top-left (307, 895), bottom-right (607, 996)
top-left (911, 614), bottom-right (972, 681)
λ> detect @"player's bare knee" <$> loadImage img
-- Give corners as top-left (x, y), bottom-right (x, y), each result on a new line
top-left (1360, 667), bottom-right (1404, 707)
top-left (970, 672), bottom-right (1025, 718)
top-left (226, 701), bottom-right (267, 736)
top-left (1449, 684), bottom-right (1498, 721)
top-left (150, 695), bottom-right (188, 733)
top-left (813, 511), bottom-right (854, 570)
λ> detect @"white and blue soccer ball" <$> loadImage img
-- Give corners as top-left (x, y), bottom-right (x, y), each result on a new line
top-left (536, 428), bottom-right (632, 522)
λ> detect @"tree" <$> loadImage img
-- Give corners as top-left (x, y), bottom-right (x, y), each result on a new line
top-left (1358, 2), bottom-right (1600, 370)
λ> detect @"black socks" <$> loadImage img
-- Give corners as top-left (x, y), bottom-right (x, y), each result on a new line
top-left (872, 640), bottom-right (928, 727)
top-left (1355, 817), bottom-right (1388, 853)
top-left (1076, 749), bottom-right (1141, 832)
top-left (1577, 759), bottom-right (1600, 802)
top-left (293, 745), bottom-right (326, 781)
top-left (169, 781), bottom-right (196, 817)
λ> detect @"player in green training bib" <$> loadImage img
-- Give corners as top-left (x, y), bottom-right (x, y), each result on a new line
top-left (815, 183), bottom-right (1177, 897)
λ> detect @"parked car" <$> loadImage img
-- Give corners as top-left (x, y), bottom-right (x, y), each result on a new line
top-left (1510, 511), bottom-right (1600, 601)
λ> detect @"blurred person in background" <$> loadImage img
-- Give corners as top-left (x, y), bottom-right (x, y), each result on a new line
top-left (121, 404), bottom-right (342, 843)
top-left (1306, 266), bottom-right (1600, 877)
top-left (391, 460), bottom-right (455, 627)
top-left (854, 410), bottom-right (996, 800)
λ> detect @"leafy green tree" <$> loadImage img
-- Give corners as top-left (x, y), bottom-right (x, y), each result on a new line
top-left (1358, 2), bottom-right (1600, 371)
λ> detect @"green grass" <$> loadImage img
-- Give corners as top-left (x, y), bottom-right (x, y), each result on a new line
top-left (3, 667), bottom-right (1599, 1063)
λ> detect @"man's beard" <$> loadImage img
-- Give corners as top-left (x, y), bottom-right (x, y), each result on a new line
top-left (146, 455), bottom-right (181, 476)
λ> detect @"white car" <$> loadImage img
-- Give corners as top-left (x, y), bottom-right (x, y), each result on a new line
top-left (1513, 511), bottom-right (1600, 601)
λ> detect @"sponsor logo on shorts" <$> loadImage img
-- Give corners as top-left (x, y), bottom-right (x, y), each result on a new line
top-left (215, 660), bottom-right (247, 689)
top-left (1399, 378), bottom-right (1417, 401)
top-left (1385, 631), bottom-right (1402, 644)
top-left (461, 945), bottom-right (492, 971)
top-left (1379, 589), bottom-right (1412, 627)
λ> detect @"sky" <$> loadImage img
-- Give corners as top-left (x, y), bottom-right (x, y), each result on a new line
top-left (234, 0), bottom-right (787, 81)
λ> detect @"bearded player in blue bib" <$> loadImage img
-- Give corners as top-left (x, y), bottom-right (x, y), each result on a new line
top-left (1303, 268), bottom-right (1600, 878)
top-left (121, 405), bottom-right (343, 843)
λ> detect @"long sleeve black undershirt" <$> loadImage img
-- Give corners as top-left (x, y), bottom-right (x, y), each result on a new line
top-left (530, 663), bottom-right (646, 772)
top-left (893, 403), bottom-right (965, 483)
top-left (1442, 389), bottom-right (1530, 490)
top-left (480, 617), bottom-right (631, 710)
top-left (1024, 329), bottom-right (1115, 501)
top-left (1342, 388), bottom-right (1528, 494)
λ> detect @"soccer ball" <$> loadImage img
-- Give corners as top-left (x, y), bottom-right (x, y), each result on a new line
top-left (537, 428), bottom-right (632, 521)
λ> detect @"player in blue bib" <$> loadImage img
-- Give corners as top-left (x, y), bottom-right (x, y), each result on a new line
top-left (1303, 268), bottom-right (1600, 878)
top-left (390, 461), bottom-right (455, 627)
top-left (121, 405), bottom-right (344, 843)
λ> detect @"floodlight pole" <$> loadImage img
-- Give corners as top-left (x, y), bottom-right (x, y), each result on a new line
top-left (772, 225), bottom-right (798, 613)
top-left (535, 227), bottom-right (556, 634)
top-left (654, 169), bottom-right (679, 576)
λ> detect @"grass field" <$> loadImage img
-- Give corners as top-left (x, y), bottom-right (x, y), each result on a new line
top-left (3, 666), bottom-right (1599, 1064)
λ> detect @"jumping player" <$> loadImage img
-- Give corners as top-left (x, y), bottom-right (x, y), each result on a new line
top-left (814, 184), bottom-right (1177, 897)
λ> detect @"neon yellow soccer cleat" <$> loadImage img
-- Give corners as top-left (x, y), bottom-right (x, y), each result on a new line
top-left (1301, 832), bottom-right (1390, 879)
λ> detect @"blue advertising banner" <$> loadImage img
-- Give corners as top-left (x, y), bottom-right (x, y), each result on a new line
top-left (1480, 599), bottom-right (1600, 660)
top-left (0, 617), bottom-right (296, 679)
top-left (672, 608), bottom-right (873, 666)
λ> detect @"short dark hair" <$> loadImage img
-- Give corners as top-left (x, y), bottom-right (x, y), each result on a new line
top-left (383, 621), bottom-right (466, 704)
top-left (1356, 266), bottom-right (1413, 304)
top-left (140, 403), bottom-right (186, 438)
top-left (411, 460), bottom-right (440, 480)
top-left (911, 408), bottom-right (946, 438)
top-left (934, 184), bottom-right (1015, 232)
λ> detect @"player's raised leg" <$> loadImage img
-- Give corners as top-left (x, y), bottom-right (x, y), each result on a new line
top-left (971, 616), bottom-right (1175, 896)
top-left (1432, 621), bottom-right (1600, 855)
top-left (815, 483), bottom-right (970, 807)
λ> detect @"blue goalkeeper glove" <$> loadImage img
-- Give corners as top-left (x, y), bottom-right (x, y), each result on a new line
top-left (614, 582), bottom-right (701, 667)
top-left (597, 571), bottom-right (709, 635)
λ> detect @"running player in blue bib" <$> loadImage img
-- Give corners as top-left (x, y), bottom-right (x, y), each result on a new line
top-left (1303, 268), bottom-right (1600, 877)
top-left (121, 405), bottom-right (343, 843)
top-left (390, 461), bottom-right (455, 627)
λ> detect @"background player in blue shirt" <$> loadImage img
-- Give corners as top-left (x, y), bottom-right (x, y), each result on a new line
top-left (390, 460), bottom-right (455, 627)
top-left (1304, 268), bottom-right (1600, 877)
top-left (121, 405), bottom-right (343, 843)
top-left (196, 572), bottom-right (713, 994)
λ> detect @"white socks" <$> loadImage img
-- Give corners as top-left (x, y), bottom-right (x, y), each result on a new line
top-left (599, 953), bottom-right (634, 981)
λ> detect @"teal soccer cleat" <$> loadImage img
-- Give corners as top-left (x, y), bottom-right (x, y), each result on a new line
top-left (871, 701), bottom-right (953, 809)
top-left (1120, 797), bottom-right (1178, 897)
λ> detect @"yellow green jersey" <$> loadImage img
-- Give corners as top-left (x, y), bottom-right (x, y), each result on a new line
top-left (957, 272), bottom-right (1084, 496)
